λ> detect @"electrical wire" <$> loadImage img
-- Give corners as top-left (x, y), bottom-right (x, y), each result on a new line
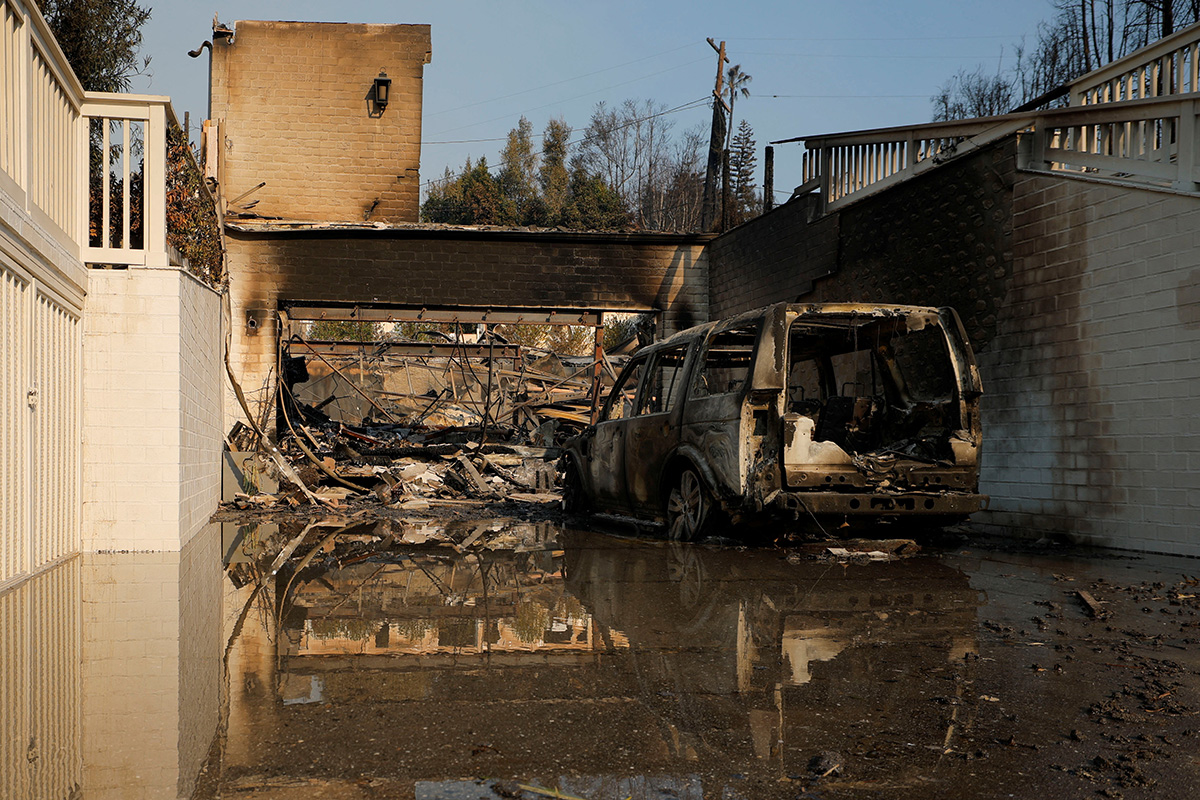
top-left (427, 57), bottom-right (711, 138)
top-left (425, 42), bottom-right (703, 119)
top-left (422, 95), bottom-right (711, 187)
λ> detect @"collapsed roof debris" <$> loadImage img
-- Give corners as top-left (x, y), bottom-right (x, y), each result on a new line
top-left (221, 309), bottom-right (646, 517)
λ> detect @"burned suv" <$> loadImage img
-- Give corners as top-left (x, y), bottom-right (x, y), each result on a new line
top-left (561, 303), bottom-right (986, 538)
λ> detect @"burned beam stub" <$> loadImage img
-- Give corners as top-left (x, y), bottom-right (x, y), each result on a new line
top-left (294, 341), bottom-right (523, 360)
top-left (283, 303), bottom-right (606, 328)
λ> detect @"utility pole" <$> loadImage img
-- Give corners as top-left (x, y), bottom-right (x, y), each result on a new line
top-left (763, 145), bottom-right (774, 212)
top-left (701, 38), bottom-right (729, 232)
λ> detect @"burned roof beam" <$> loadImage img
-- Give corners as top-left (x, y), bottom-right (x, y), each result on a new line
top-left (284, 303), bottom-right (607, 327)
top-left (293, 341), bottom-right (522, 359)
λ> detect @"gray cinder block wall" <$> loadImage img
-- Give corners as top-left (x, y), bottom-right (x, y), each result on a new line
top-left (708, 138), bottom-right (1200, 556)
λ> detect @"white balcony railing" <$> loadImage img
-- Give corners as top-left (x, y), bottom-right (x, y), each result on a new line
top-left (789, 22), bottom-right (1200, 212)
top-left (1, 0), bottom-right (84, 257)
top-left (1072, 21), bottom-right (1200, 105)
top-left (798, 116), bottom-right (1034, 211)
top-left (81, 93), bottom-right (172, 267)
top-left (1, 1), bottom-right (204, 271)
top-left (1027, 96), bottom-right (1200, 192)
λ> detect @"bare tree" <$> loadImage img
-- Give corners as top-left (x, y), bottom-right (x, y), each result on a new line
top-left (934, 1), bottom-right (1200, 119)
top-left (577, 98), bottom-right (702, 230)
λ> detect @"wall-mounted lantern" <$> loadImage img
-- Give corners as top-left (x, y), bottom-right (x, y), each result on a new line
top-left (372, 72), bottom-right (392, 113)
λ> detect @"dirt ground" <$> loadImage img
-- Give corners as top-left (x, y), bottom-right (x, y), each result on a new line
top-left (205, 504), bottom-right (1200, 800)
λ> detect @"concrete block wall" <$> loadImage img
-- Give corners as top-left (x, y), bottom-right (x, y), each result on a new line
top-left (977, 174), bottom-right (1200, 556)
top-left (707, 137), bottom-right (1200, 555)
top-left (83, 268), bottom-right (223, 552)
top-left (708, 195), bottom-right (838, 316)
top-left (225, 227), bottom-right (710, 426)
top-left (711, 141), bottom-right (1017, 353)
top-left (210, 21), bottom-right (431, 224)
top-left (179, 273), bottom-right (224, 542)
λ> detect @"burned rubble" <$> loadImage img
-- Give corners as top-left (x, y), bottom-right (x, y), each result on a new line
top-left (218, 319), bottom-right (636, 528)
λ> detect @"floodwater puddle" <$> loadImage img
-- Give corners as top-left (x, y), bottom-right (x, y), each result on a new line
top-left (3, 519), bottom-right (1200, 799)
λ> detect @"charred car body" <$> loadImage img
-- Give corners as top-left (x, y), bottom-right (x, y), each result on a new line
top-left (561, 303), bottom-right (986, 538)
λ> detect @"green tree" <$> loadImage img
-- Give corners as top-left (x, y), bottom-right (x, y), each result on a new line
top-left (421, 157), bottom-right (509, 225)
top-left (539, 118), bottom-right (572, 224)
top-left (35, 0), bottom-right (151, 92)
top-left (497, 116), bottom-right (538, 224)
top-left (563, 164), bottom-right (629, 231)
top-left (307, 321), bottom-right (382, 341)
top-left (728, 119), bottom-right (760, 225)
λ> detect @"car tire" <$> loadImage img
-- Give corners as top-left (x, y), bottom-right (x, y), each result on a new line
top-left (667, 467), bottom-right (710, 541)
top-left (561, 458), bottom-right (590, 514)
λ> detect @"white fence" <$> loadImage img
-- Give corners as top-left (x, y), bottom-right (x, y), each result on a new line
top-left (1029, 96), bottom-right (1200, 192)
top-left (0, 0), bottom-right (84, 587)
top-left (796, 22), bottom-right (1200, 211)
top-left (82, 93), bottom-right (173, 267)
top-left (1072, 21), bottom-right (1200, 105)
top-left (0, 0), bottom-right (83, 256)
top-left (800, 117), bottom-right (1031, 211)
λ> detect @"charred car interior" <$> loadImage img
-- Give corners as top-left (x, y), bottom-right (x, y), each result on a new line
top-left (562, 303), bottom-right (986, 538)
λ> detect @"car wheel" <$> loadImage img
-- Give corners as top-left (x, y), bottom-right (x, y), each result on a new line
top-left (667, 467), bottom-right (710, 541)
top-left (561, 458), bottom-right (590, 514)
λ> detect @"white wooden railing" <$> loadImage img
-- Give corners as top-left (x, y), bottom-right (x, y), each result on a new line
top-left (795, 22), bottom-right (1200, 211)
top-left (1072, 21), bottom-right (1200, 105)
top-left (0, 0), bottom-right (84, 256)
top-left (1027, 96), bottom-right (1200, 192)
top-left (799, 116), bottom-right (1034, 211)
top-left (81, 93), bottom-right (172, 266)
top-left (0, 0), bottom-right (183, 269)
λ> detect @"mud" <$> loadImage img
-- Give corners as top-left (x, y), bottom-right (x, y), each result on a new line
top-left (204, 520), bottom-right (1200, 799)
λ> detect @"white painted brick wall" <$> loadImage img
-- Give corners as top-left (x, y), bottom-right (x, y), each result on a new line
top-left (978, 174), bottom-right (1200, 556)
top-left (83, 269), bottom-right (223, 552)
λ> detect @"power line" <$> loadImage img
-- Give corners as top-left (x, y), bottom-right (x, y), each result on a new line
top-left (427, 57), bottom-right (711, 138)
top-left (739, 51), bottom-right (1018, 59)
top-left (425, 42), bottom-right (702, 119)
top-left (727, 34), bottom-right (1025, 42)
top-left (763, 93), bottom-right (930, 99)
top-left (422, 96), bottom-right (710, 188)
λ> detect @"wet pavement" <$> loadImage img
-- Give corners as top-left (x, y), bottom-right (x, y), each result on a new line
top-left (3, 518), bottom-right (1200, 799)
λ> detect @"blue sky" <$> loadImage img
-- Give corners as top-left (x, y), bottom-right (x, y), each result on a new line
top-left (135, 0), bottom-right (1058, 204)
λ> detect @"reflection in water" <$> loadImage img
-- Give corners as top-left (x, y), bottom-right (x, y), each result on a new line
top-left (0, 525), bottom-right (223, 800)
top-left (217, 518), bottom-right (982, 798)
top-left (1, 559), bottom-right (80, 800)
top-left (8, 518), bottom-right (1200, 797)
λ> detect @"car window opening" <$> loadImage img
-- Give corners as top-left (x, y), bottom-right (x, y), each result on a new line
top-left (694, 324), bottom-right (759, 398)
top-left (787, 317), bottom-right (960, 461)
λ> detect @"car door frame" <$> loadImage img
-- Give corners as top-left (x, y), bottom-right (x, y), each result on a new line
top-left (622, 341), bottom-right (695, 516)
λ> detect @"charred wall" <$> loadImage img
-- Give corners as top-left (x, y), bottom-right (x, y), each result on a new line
top-left (710, 139), bottom-right (1017, 352)
top-left (978, 173), bottom-right (1200, 556)
top-left (709, 135), bottom-right (1200, 555)
top-left (226, 226), bottom-right (710, 422)
top-left (210, 21), bottom-right (431, 223)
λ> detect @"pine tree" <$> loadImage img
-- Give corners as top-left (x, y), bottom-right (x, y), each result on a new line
top-left (729, 120), bottom-right (760, 225)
